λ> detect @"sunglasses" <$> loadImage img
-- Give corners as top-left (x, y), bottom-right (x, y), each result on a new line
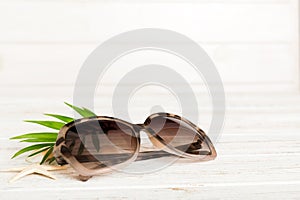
top-left (53, 113), bottom-right (217, 181)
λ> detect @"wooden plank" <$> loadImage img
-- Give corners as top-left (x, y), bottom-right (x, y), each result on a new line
top-left (2, 133), bottom-right (300, 156)
top-left (1, 87), bottom-right (300, 109)
top-left (0, 43), bottom-right (296, 85)
top-left (0, 2), bottom-right (295, 42)
top-left (0, 92), bottom-right (299, 198)
top-left (0, 0), bottom-right (298, 198)
top-left (1, 145), bottom-right (300, 180)
top-left (0, 152), bottom-right (299, 196)
top-left (296, 0), bottom-right (300, 91)
top-left (1, 184), bottom-right (300, 200)
top-left (2, 127), bottom-right (300, 153)
top-left (0, 0), bottom-right (294, 3)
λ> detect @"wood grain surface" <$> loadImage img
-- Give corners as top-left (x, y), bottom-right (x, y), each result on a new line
top-left (0, 0), bottom-right (299, 199)
top-left (0, 87), bottom-right (299, 199)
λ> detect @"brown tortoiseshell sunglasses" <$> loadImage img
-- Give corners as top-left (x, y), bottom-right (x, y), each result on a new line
top-left (53, 113), bottom-right (217, 180)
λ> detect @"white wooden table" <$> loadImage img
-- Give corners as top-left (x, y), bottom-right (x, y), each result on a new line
top-left (0, 85), bottom-right (299, 199)
top-left (0, 1), bottom-right (298, 198)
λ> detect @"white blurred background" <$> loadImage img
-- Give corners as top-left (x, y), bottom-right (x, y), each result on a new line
top-left (0, 0), bottom-right (298, 90)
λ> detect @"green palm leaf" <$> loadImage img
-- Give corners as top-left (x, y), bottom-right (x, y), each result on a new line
top-left (10, 132), bottom-right (58, 140)
top-left (24, 120), bottom-right (65, 130)
top-left (40, 147), bottom-right (54, 164)
top-left (28, 147), bottom-right (51, 158)
top-left (44, 113), bottom-right (74, 123)
top-left (11, 143), bottom-right (54, 159)
top-left (48, 157), bottom-right (56, 164)
top-left (64, 102), bottom-right (96, 117)
top-left (82, 107), bottom-right (97, 117)
top-left (20, 138), bottom-right (56, 143)
top-left (11, 102), bottom-right (98, 165)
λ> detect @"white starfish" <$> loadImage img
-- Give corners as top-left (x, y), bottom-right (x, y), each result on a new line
top-left (0, 163), bottom-right (68, 183)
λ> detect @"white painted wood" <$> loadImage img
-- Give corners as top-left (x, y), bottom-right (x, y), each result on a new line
top-left (0, 0), bottom-right (299, 199)
top-left (1, 184), bottom-right (300, 200)
top-left (0, 2), bottom-right (295, 42)
top-left (0, 43), bottom-right (296, 85)
top-left (296, 0), bottom-right (300, 90)
top-left (0, 81), bottom-right (300, 199)
top-left (0, 0), bottom-right (298, 89)
top-left (0, 89), bottom-right (300, 199)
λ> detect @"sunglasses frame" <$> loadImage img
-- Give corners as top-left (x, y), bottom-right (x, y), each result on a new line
top-left (53, 112), bottom-right (217, 180)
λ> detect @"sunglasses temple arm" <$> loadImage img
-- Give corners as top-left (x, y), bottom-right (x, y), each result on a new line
top-left (136, 150), bottom-right (173, 161)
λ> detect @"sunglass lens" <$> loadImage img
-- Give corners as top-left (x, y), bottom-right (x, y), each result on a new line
top-left (62, 119), bottom-right (138, 170)
top-left (146, 115), bottom-right (215, 158)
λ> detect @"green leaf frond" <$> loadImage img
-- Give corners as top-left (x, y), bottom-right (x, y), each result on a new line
top-left (10, 102), bottom-right (97, 164)
top-left (64, 102), bottom-right (96, 117)
top-left (24, 120), bottom-right (65, 130)
top-left (44, 113), bottom-right (74, 123)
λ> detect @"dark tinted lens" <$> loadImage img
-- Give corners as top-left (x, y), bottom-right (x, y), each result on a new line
top-left (63, 119), bottom-right (138, 170)
top-left (147, 116), bottom-right (211, 156)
